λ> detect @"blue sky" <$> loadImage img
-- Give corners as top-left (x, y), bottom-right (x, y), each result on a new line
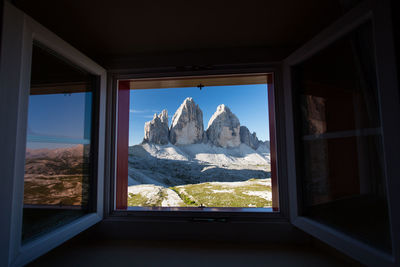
top-left (26, 92), bottom-right (92, 149)
top-left (129, 84), bottom-right (269, 145)
top-left (25, 84), bottom-right (270, 149)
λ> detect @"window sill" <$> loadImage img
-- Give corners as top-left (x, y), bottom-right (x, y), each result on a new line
top-left (106, 207), bottom-right (287, 224)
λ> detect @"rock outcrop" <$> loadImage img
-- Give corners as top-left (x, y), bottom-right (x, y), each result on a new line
top-left (206, 104), bottom-right (241, 148)
top-left (141, 98), bottom-right (269, 150)
top-left (256, 141), bottom-right (270, 154)
top-left (239, 126), bottom-right (261, 150)
top-left (202, 131), bottom-right (208, 143)
top-left (169, 98), bottom-right (204, 145)
top-left (143, 110), bottom-right (169, 145)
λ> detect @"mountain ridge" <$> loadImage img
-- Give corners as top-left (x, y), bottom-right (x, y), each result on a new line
top-left (143, 97), bottom-right (268, 149)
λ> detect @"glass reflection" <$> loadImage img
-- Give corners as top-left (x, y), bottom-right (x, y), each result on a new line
top-left (24, 142), bottom-right (90, 207)
top-left (294, 22), bottom-right (391, 251)
top-left (22, 43), bottom-right (95, 242)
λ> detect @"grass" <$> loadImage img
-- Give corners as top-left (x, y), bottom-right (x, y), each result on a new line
top-left (128, 178), bottom-right (272, 208)
top-left (155, 189), bottom-right (167, 206)
top-left (127, 193), bottom-right (150, 206)
top-left (128, 188), bottom-right (170, 207)
top-left (174, 181), bottom-right (272, 208)
top-left (169, 187), bottom-right (198, 206)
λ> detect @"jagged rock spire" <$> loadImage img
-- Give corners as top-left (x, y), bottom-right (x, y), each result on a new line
top-left (142, 98), bottom-right (268, 150)
top-left (240, 126), bottom-right (260, 149)
top-left (169, 97), bottom-right (204, 145)
top-left (143, 109), bottom-right (169, 145)
top-left (206, 104), bottom-right (241, 148)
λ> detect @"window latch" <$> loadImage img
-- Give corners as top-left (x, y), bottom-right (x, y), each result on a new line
top-left (191, 218), bottom-right (228, 223)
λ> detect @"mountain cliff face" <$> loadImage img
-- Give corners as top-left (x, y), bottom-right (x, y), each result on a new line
top-left (143, 109), bottom-right (169, 145)
top-left (142, 97), bottom-right (269, 150)
top-left (240, 126), bottom-right (264, 150)
top-left (206, 104), bottom-right (241, 148)
top-left (169, 98), bottom-right (204, 145)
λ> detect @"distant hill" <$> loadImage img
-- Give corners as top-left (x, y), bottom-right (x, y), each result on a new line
top-left (25, 144), bottom-right (90, 175)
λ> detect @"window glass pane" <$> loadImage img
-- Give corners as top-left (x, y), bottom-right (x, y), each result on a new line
top-left (127, 83), bottom-right (273, 209)
top-left (22, 44), bottom-right (96, 243)
top-left (294, 22), bottom-right (391, 251)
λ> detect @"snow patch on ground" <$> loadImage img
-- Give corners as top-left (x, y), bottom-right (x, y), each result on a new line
top-left (131, 142), bottom-right (269, 168)
top-left (211, 189), bottom-right (235, 193)
top-left (196, 179), bottom-right (271, 188)
top-left (178, 143), bottom-right (268, 167)
top-left (130, 143), bottom-right (190, 161)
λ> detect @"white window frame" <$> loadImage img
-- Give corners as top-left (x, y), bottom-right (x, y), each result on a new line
top-left (283, 0), bottom-right (400, 265)
top-left (107, 69), bottom-right (289, 220)
top-left (0, 2), bottom-right (107, 266)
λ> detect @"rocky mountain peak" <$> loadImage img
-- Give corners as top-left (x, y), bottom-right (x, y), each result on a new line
top-left (183, 97), bottom-right (194, 104)
top-left (170, 98), bottom-right (204, 145)
top-left (141, 98), bottom-right (268, 150)
top-left (158, 109), bottom-right (168, 126)
top-left (143, 109), bottom-right (169, 145)
top-left (217, 104), bottom-right (227, 112)
top-left (240, 126), bottom-right (260, 150)
top-left (206, 104), bottom-right (241, 148)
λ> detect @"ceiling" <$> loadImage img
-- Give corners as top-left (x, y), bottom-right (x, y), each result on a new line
top-left (13, 0), bottom-right (360, 70)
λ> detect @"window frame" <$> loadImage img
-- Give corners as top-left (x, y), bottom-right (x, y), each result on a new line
top-left (283, 0), bottom-right (400, 265)
top-left (116, 74), bottom-right (277, 212)
top-left (105, 66), bottom-right (290, 222)
top-left (0, 2), bottom-right (107, 266)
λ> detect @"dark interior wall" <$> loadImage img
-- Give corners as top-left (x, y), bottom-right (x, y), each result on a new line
top-left (79, 219), bottom-right (311, 246)
top-left (28, 233), bottom-right (361, 267)
top-left (0, 0), bottom-right (3, 63)
top-left (13, 0), bottom-right (350, 70)
top-left (392, 0), bottom-right (400, 92)
top-left (30, 44), bottom-right (92, 84)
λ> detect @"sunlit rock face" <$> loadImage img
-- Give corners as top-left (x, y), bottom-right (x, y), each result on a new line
top-left (206, 104), bottom-right (241, 148)
top-left (143, 109), bottom-right (169, 145)
top-left (239, 126), bottom-right (261, 150)
top-left (169, 98), bottom-right (204, 145)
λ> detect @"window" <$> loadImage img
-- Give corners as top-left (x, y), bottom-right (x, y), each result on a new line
top-left (22, 43), bottom-right (97, 242)
top-left (284, 2), bottom-right (400, 265)
top-left (0, 3), bottom-right (106, 265)
top-left (292, 22), bottom-right (391, 252)
top-left (2, 1), bottom-right (398, 266)
top-left (115, 74), bottom-right (279, 211)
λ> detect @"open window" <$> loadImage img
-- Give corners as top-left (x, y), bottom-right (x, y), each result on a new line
top-left (115, 74), bottom-right (279, 212)
top-left (21, 42), bottom-right (99, 242)
top-left (0, 3), bottom-right (106, 266)
top-left (284, 1), bottom-right (400, 265)
top-left (2, 1), bottom-right (399, 266)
